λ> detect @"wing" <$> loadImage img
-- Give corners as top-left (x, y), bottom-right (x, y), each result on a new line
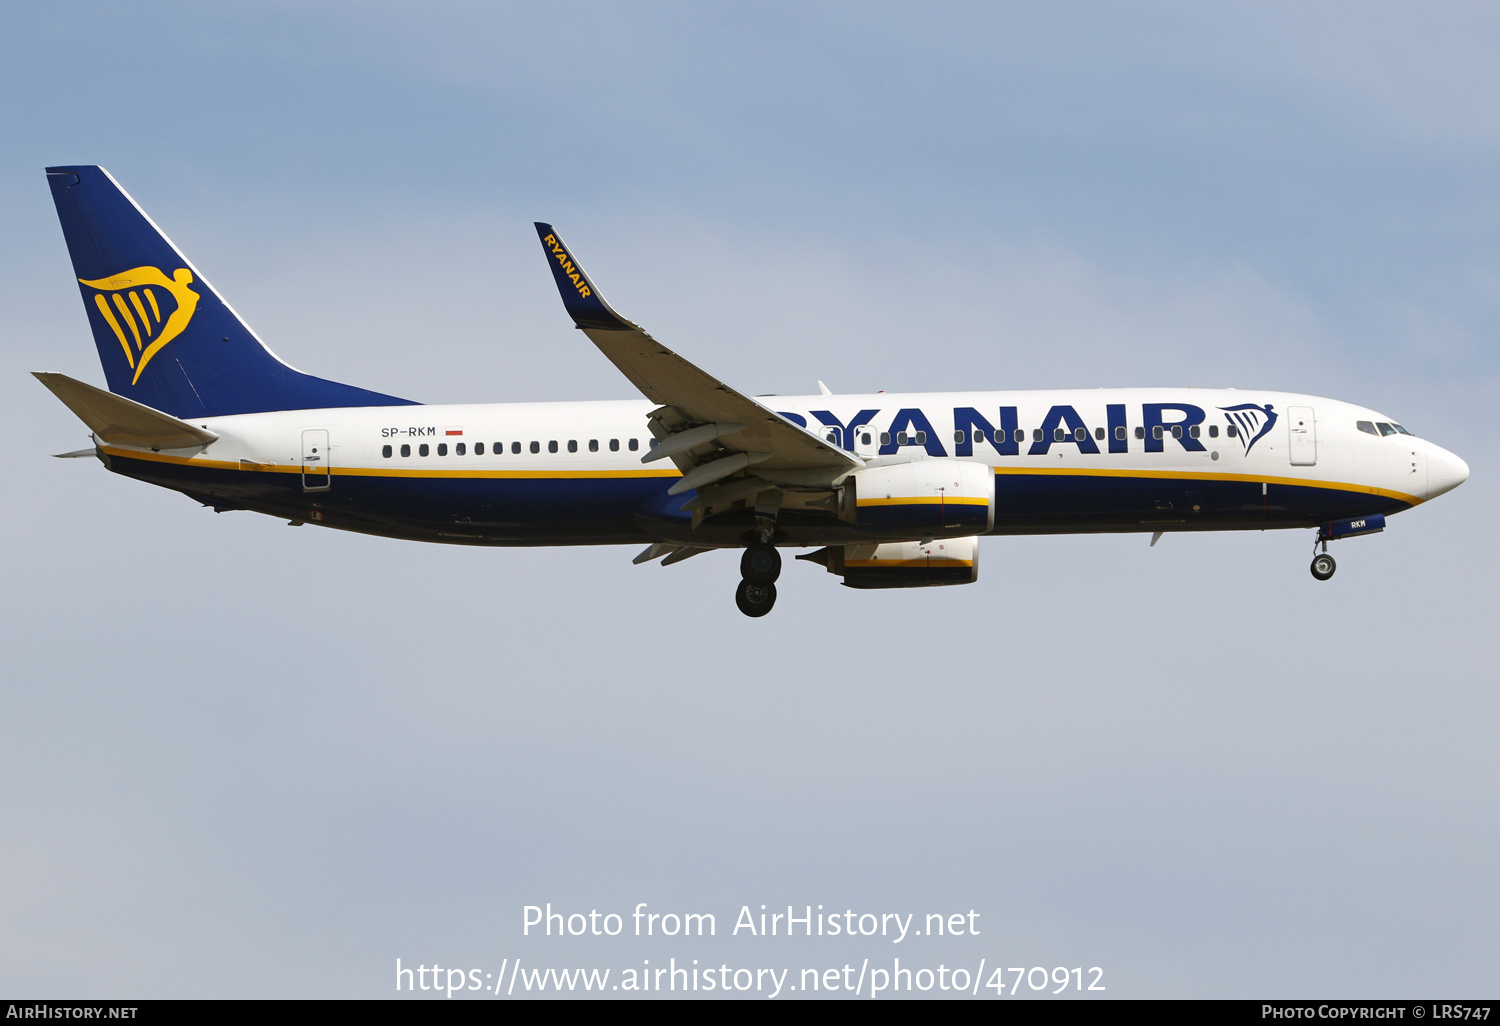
top-left (533, 224), bottom-right (859, 496)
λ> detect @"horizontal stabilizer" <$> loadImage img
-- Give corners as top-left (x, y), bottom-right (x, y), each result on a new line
top-left (52, 447), bottom-right (98, 458)
top-left (34, 372), bottom-right (219, 449)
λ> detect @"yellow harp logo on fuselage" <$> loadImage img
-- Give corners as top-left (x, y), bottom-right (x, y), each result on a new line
top-left (78, 266), bottom-right (201, 385)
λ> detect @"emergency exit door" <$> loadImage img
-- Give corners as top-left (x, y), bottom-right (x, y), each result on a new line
top-left (301, 429), bottom-right (331, 491)
top-left (1287, 407), bottom-right (1316, 466)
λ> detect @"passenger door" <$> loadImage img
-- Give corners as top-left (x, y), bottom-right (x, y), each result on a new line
top-left (301, 429), bottom-right (331, 491)
top-left (1287, 407), bottom-right (1316, 466)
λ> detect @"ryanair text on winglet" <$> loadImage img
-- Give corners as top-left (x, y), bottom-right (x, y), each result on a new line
top-left (543, 234), bottom-right (592, 300)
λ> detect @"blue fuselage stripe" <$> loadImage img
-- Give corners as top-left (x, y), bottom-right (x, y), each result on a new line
top-left (103, 454), bottom-right (1413, 546)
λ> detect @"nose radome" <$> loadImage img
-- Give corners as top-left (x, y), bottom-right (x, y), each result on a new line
top-left (1426, 443), bottom-right (1470, 499)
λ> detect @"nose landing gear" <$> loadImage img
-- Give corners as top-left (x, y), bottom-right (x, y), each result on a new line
top-left (1310, 551), bottom-right (1336, 581)
top-left (1310, 534), bottom-right (1336, 581)
top-left (736, 542), bottom-right (781, 616)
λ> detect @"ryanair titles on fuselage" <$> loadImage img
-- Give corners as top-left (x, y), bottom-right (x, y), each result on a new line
top-left (362, 400), bottom-right (1281, 460)
top-left (783, 401), bottom-right (1274, 458)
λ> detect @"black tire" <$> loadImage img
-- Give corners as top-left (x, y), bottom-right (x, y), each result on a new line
top-left (740, 543), bottom-right (781, 585)
top-left (1310, 553), bottom-right (1336, 581)
top-left (735, 580), bottom-right (777, 617)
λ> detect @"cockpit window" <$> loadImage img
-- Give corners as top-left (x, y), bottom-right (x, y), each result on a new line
top-left (1391, 423), bottom-right (1412, 435)
top-left (1356, 421), bottom-right (1378, 436)
top-left (1376, 422), bottom-right (1397, 437)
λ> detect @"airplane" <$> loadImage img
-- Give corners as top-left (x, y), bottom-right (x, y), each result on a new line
top-left (35, 165), bottom-right (1470, 617)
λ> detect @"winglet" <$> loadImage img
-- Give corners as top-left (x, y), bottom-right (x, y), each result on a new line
top-left (533, 223), bottom-right (634, 331)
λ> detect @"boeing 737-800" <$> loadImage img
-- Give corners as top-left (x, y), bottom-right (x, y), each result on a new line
top-left (36, 166), bottom-right (1469, 616)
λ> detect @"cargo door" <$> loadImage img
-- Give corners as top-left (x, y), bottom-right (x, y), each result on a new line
top-left (1288, 407), bottom-right (1316, 466)
top-left (301, 429), bottom-right (331, 491)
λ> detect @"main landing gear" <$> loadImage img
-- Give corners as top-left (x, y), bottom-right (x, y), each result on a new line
top-left (735, 542), bottom-right (781, 617)
top-left (1310, 536), bottom-right (1336, 581)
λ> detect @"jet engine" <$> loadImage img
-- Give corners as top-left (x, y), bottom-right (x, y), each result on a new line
top-left (842, 459), bottom-right (995, 536)
top-left (797, 535), bottom-right (980, 589)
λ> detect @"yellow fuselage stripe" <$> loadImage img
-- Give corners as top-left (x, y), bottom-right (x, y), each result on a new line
top-left (846, 559), bottom-right (973, 568)
top-left (857, 496), bottom-right (990, 507)
top-left (100, 447), bottom-right (679, 478)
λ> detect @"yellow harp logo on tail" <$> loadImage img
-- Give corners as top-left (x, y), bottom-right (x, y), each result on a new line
top-left (78, 267), bottom-right (201, 385)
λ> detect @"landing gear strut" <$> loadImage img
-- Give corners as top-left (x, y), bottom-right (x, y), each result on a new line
top-left (736, 542), bottom-right (781, 616)
top-left (1310, 537), bottom-right (1336, 581)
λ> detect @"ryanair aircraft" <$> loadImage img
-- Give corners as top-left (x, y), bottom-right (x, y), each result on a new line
top-left (37, 166), bottom-right (1469, 616)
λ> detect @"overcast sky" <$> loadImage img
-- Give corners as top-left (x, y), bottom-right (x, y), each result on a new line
top-left (2, 1), bottom-right (1496, 999)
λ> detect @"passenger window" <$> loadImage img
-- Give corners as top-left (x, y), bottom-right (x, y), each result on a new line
top-left (419, 443), bottom-right (429, 456)
top-left (1054, 427), bottom-right (1066, 441)
top-left (1032, 429), bottom-right (1043, 442)
top-left (589, 439), bottom-right (598, 452)
top-left (609, 438), bottom-right (619, 451)
top-left (1188, 425), bottom-right (1200, 439)
top-left (548, 440), bottom-right (559, 453)
top-left (513, 442), bottom-right (522, 454)
top-left (1095, 427), bottom-right (1105, 441)
top-left (897, 432), bottom-right (909, 445)
top-left (1208, 425), bottom-right (1218, 438)
top-left (1152, 426), bottom-right (1163, 440)
top-left (1226, 424), bottom-right (1238, 438)
top-left (475, 442), bottom-right (484, 455)
top-left (456, 442), bottom-right (466, 455)
top-left (400, 444), bottom-right (411, 457)
top-left (954, 430), bottom-right (965, 444)
top-left (1356, 421), bottom-right (1377, 435)
top-left (863, 433), bottom-right (874, 446)
top-left (1377, 422), bottom-right (1397, 436)
top-left (916, 431), bottom-right (927, 444)
top-left (1171, 425), bottom-right (1182, 439)
top-left (880, 432), bottom-right (891, 445)
top-left (437, 443), bottom-right (448, 456)
top-left (1115, 426), bottom-right (1126, 441)
top-left (530, 441), bottom-right (539, 454)
top-left (382, 444), bottom-right (392, 458)
top-left (825, 428), bottom-right (841, 444)
top-left (1074, 427), bottom-right (1086, 441)
top-left (567, 440), bottom-right (577, 453)
top-left (1134, 426), bottom-right (1145, 440)
top-left (629, 438), bottom-right (639, 451)
top-left (1013, 428), bottom-right (1025, 442)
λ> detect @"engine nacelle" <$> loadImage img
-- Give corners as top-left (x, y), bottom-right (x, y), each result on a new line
top-left (799, 536), bottom-right (980, 590)
top-left (844, 459), bottom-right (995, 536)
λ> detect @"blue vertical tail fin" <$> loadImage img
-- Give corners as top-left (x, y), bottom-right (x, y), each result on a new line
top-left (45, 165), bottom-right (418, 418)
